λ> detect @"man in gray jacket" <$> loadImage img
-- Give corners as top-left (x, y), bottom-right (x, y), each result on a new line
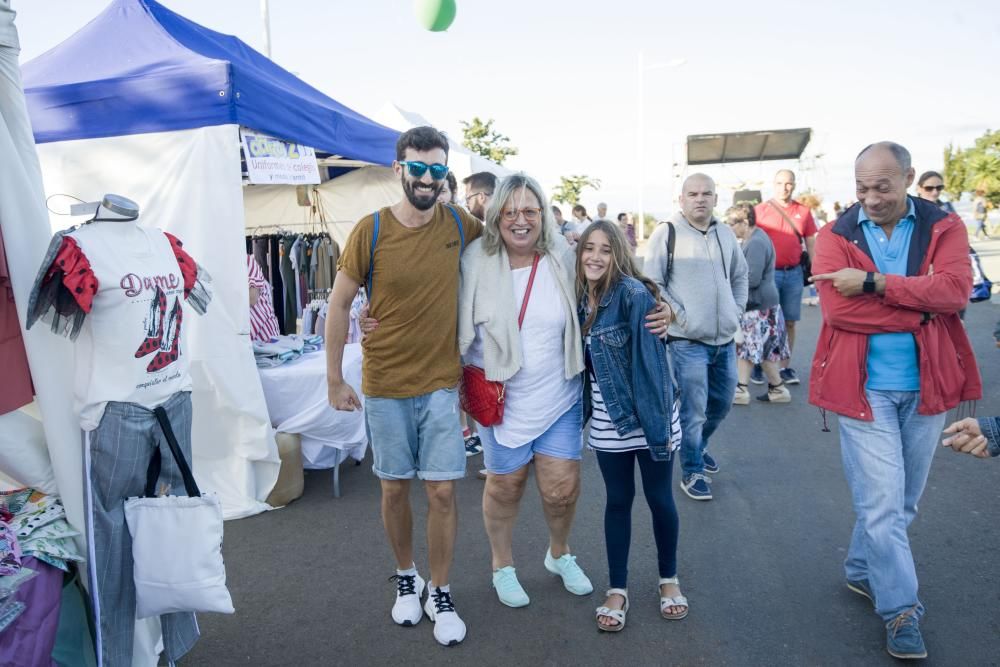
top-left (644, 173), bottom-right (749, 500)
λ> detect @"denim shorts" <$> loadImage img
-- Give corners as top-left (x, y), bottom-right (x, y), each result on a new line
top-left (481, 400), bottom-right (583, 475)
top-left (773, 264), bottom-right (803, 322)
top-left (365, 386), bottom-right (466, 481)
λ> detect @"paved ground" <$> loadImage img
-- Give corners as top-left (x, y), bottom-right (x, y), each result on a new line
top-left (187, 291), bottom-right (1000, 666)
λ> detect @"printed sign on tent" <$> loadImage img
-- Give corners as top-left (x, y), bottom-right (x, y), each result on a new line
top-left (240, 128), bottom-right (321, 185)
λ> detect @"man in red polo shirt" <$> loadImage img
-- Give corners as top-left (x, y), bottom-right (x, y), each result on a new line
top-left (753, 170), bottom-right (817, 385)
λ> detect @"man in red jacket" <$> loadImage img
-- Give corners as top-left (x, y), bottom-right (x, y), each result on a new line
top-left (810, 141), bottom-right (981, 661)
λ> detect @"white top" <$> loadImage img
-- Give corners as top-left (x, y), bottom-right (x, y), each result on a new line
top-left (466, 257), bottom-right (581, 447)
top-left (69, 222), bottom-right (194, 430)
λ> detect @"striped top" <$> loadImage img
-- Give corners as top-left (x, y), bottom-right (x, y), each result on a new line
top-left (588, 365), bottom-right (650, 452)
top-left (248, 255), bottom-right (280, 343)
top-left (586, 339), bottom-right (681, 454)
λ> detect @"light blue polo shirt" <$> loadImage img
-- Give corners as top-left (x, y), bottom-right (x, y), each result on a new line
top-left (859, 201), bottom-right (919, 391)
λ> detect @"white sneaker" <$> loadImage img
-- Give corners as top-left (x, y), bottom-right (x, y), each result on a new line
top-left (390, 571), bottom-right (425, 626)
top-left (424, 586), bottom-right (466, 646)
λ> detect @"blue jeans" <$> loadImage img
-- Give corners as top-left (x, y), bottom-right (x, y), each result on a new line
top-left (670, 340), bottom-right (737, 478)
top-left (365, 386), bottom-right (466, 481)
top-left (773, 265), bottom-right (804, 322)
top-left (838, 390), bottom-right (946, 622)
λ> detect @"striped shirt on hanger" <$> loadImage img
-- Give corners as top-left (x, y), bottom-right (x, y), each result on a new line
top-left (248, 255), bottom-right (280, 343)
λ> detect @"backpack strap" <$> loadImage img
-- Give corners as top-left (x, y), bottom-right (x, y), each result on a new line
top-left (664, 221), bottom-right (675, 286)
top-left (446, 204), bottom-right (465, 252)
top-left (366, 206), bottom-right (464, 299)
top-left (366, 210), bottom-right (380, 298)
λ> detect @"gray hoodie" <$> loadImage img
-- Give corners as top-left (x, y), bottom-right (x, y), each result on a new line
top-left (643, 213), bottom-right (748, 345)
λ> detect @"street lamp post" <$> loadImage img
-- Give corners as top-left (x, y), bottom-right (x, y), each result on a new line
top-left (636, 54), bottom-right (686, 242)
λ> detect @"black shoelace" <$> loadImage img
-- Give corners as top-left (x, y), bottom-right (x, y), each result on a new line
top-left (430, 588), bottom-right (455, 613)
top-left (389, 574), bottom-right (417, 596)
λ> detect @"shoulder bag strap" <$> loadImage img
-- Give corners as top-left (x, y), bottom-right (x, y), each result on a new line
top-left (146, 406), bottom-right (202, 498)
top-left (517, 253), bottom-right (541, 329)
top-left (768, 200), bottom-right (805, 246)
top-left (366, 210), bottom-right (380, 297)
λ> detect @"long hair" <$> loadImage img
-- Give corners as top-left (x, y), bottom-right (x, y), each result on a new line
top-left (575, 220), bottom-right (658, 335)
top-left (481, 173), bottom-right (558, 256)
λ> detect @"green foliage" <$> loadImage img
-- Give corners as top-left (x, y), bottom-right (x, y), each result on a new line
top-left (460, 117), bottom-right (518, 166)
top-left (551, 175), bottom-right (602, 206)
top-left (943, 129), bottom-right (1000, 206)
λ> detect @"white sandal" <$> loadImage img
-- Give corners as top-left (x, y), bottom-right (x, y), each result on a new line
top-left (659, 577), bottom-right (689, 620)
top-left (595, 588), bottom-right (629, 632)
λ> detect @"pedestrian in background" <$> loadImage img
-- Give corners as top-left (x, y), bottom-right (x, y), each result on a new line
top-left (726, 205), bottom-right (790, 405)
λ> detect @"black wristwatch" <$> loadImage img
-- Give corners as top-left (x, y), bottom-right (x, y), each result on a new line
top-left (863, 272), bottom-right (876, 294)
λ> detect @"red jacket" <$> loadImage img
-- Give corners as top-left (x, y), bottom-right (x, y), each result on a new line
top-left (809, 197), bottom-right (982, 420)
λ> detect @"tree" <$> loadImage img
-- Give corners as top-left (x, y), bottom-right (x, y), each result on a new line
top-left (460, 117), bottom-right (518, 165)
top-left (550, 175), bottom-right (602, 206)
top-left (942, 129), bottom-right (1000, 206)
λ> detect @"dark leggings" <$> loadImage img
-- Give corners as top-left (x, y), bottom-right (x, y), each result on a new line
top-left (595, 449), bottom-right (679, 589)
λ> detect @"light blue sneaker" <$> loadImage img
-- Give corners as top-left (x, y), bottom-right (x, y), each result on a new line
top-left (543, 550), bottom-right (593, 595)
top-left (492, 566), bottom-right (530, 608)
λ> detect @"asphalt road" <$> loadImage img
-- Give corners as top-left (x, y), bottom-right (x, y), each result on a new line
top-left (187, 301), bottom-right (1000, 667)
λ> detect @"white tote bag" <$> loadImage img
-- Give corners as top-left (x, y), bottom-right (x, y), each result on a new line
top-left (124, 406), bottom-right (235, 619)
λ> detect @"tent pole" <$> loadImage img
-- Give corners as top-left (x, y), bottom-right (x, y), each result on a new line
top-left (260, 0), bottom-right (272, 59)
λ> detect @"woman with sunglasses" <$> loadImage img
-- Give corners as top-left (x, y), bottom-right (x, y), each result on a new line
top-left (457, 173), bottom-right (671, 609)
top-left (915, 171), bottom-right (956, 215)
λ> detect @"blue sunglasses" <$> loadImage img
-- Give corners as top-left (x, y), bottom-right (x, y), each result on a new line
top-left (399, 161), bottom-right (449, 181)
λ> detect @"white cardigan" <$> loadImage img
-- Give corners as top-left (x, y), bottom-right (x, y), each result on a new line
top-left (458, 235), bottom-right (584, 383)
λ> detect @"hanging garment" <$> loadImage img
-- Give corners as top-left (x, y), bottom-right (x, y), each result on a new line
top-left (280, 236), bottom-right (296, 331)
top-left (26, 222), bottom-right (211, 431)
top-left (268, 235), bottom-right (285, 335)
top-left (248, 255), bottom-right (279, 343)
top-left (83, 391), bottom-right (200, 667)
top-left (0, 226), bottom-right (33, 415)
top-left (252, 237), bottom-right (270, 282)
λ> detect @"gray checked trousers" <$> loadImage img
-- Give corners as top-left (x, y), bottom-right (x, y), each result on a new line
top-left (83, 391), bottom-right (200, 666)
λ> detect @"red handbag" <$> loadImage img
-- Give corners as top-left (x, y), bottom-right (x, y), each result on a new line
top-left (460, 254), bottom-right (540, 426)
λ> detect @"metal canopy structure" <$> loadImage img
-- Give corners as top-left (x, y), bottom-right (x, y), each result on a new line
top-left (686, 128), bottom-right (812, 165)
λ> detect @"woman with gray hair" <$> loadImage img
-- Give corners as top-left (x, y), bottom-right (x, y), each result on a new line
top-left (458, 173), bottom-right (593, 607)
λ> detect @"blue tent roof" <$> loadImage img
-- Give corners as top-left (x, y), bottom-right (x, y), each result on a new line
top-left (22, 0), bottom-right (399, 165)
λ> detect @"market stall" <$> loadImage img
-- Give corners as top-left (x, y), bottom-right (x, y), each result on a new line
top-left (20, 0), bottom-right (401, 521)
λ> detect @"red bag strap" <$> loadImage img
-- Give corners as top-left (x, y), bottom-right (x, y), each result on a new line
top-left (517, 253), bottom-right (541, 329)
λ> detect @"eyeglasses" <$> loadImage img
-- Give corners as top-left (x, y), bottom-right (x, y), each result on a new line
top-left (467, 191), bottom-right (492, 201)
top-left (501, 207), bottom-right (542, 222)
top-left (727, 219), bottom-right (748, 226)
top-left (399, 161), bottom-right (450, 181)
top-left (921, 184), bottom-right (945, 192)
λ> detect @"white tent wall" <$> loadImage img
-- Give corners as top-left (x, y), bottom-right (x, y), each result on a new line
top-left (243, 165), bottom-right (403, 241)
top-left (36, 124), bottom-right (280, 520)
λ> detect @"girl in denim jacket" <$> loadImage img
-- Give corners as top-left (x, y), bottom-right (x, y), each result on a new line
top-left (576, 220), bottom-right (686, 632)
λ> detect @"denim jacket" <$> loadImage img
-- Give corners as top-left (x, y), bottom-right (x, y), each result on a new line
top-left (580, 275), bottom-right (675, 461)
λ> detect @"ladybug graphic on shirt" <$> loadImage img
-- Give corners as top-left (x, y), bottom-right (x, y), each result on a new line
top-left (134, 285), bottom-right (183, 372)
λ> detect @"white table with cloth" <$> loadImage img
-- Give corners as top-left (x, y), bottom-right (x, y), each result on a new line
top-left (257, 343), bottom-right (367, 495)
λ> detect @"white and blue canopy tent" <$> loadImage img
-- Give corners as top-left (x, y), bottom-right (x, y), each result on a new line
top-left (19, 0), bottom-right (402, 529)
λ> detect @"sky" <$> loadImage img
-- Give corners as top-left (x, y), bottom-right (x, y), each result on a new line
top-left (14, 0), bottom-right (1000, 218)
